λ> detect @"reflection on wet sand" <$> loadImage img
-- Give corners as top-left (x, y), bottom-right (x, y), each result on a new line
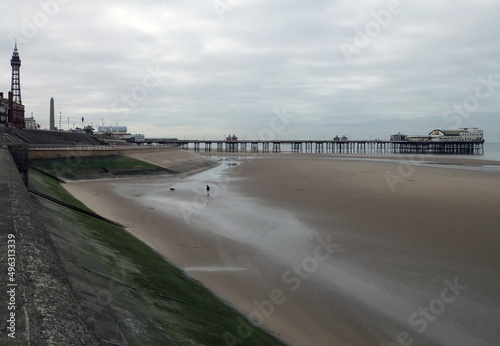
top-left (64, 156), bottom-right (500, 346)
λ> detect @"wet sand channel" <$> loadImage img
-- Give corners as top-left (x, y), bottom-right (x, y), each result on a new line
top-left (64, 156), bottom-right (500, 345)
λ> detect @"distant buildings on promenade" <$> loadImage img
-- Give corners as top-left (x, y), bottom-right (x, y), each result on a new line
top-left (25, 114), bottom-right (37, 129)
top-left (95, 125), bottom-right (144, 142)
top-left (97, 125), bottom-right (130, 139)
top-left (0, 44), bottom-right (132, 138)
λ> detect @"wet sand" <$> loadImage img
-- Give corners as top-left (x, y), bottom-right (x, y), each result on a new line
top-left (63, 157), bottom-right (500, 345)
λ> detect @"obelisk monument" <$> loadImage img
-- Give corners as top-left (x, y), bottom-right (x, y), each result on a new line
top-left (50, 97), bottom-right (55, 130)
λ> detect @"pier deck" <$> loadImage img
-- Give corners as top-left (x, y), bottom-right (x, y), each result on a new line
top-left (139, 139), bottom-right (485, 155)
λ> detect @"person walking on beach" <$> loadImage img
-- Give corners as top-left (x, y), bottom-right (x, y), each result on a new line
top-left (206, 184), bottom-right (210, 196)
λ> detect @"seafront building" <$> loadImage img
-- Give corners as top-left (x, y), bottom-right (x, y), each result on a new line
top-left (391, 128), bottom-right (484, 142)
top-left (24, 114), bottom-right (38, 129)
top-left (97, 125), bottom-right (131, 139)
top-left (428, 128), bottom-right (483, 141)
top-left (0, 93), bottom-right (8, 125)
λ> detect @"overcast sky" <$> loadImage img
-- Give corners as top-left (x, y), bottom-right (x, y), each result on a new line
top-left (1, 0), bottom-right (499, 141)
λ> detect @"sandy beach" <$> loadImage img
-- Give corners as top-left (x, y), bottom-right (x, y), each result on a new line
top-left (64, 155), bottom-right (500, 345)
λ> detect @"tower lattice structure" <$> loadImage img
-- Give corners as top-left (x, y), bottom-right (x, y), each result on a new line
top-left (7, 43), bottom-right (25, 127)
top-left (11, 42), bottom-right (22, 104)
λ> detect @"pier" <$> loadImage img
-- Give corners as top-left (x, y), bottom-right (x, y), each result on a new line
top-left (139, 139), bottom-right (485, 155)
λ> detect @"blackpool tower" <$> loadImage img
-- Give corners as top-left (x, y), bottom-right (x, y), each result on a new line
top-left (8, 43), bottom-right (25, 127)
top-left (10, 43), bottom-right (22, 104)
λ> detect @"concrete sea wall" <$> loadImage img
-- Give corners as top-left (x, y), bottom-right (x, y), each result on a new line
top-left (0, 146), bottom-right (260, 344)
top-left (0, 146), bottom-right (98, 344)
top-left (28, 146), bottom-right (176, 160)
top-left (0, 145), bottom-right (286, 345)
top-left (29, 146), bottom-right (218, 174)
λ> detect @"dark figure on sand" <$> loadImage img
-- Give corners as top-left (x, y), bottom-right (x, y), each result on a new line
top-left (206, 185), bottom-right (210, 196)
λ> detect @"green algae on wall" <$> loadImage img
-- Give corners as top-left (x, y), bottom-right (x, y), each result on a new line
top-left (28, 168), bottom-right (286, 345)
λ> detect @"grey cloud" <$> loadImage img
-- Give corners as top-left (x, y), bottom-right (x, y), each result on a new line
top-left (1, 0), bottom-right (499, 140)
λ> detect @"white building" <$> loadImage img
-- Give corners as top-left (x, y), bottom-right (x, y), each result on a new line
top-left (25, 116), bottom-right (37, 129)
top-left (98, 125), bottom-right (128, 134)
top-left (97, 125), bottom-right (131, 139)
top-left (429, 128), bottom-right (483, 142)
top-left (459, 127), bottom-right (483, 141)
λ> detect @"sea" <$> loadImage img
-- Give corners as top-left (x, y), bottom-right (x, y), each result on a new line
top-left (408, 141), bottom-right (500, 162)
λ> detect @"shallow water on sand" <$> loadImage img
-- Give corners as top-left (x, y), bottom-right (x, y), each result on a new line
top-left (111, 159), bottom-right (498, 346)
top-left (115, 160), bottom-right (317, 257)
